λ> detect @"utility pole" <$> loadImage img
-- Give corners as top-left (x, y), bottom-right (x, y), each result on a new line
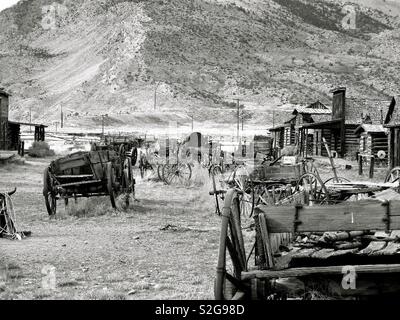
top-left (29, 106), bottom-right (32, 133)
top-left (236, 99), bottom-right (240, 142)
top-left (273, 110), bottom-right (275, 128)
top-left (101, 115), bottom-right (105, 137)
top-left (191, 115), bottom-right (194, 132)
top-left (61, 106), bottom-right (64, 128)
top-left (154, 82), bottom-right (160, 111)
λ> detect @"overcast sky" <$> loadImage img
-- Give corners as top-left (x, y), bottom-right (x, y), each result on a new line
top-left (0, 0), bottom-right (21, 12)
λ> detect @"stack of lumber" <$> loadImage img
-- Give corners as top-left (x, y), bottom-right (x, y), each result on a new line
top-left (273, 230), bottom-right (400, 270)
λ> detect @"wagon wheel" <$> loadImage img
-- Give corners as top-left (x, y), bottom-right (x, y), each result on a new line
top-left (324, 176), bottom-right (350, 185)
top-left (256, 183), bottom-right (292, 206)
top-left (162, 163), bottom-right (192, 185)
top-left (131, 147), bottom-right (138, 167)
top-left (215, 189), bottom-right (249, 300)
top-left (211, 165), bottom-right (226, 216)
top-left (233, 166), bottom-right (255, 217)
top-left (43, 167), bottom-right (57, 216)
top-left (119, 144), bottom-right (126, 159)
top-left (296, 172), bottom-right (330, 205)
top-left (157, 164), bottom-right (164, 181)
top-left (385, 167), bottom-right (400, 192)
top-left (107, 162), bottom-right (118, 209)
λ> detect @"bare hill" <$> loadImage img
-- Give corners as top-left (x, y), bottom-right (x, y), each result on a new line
top-left (0, 0), bottom-right (399, 131)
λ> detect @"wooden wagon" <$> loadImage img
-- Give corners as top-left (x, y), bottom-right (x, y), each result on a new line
top-left (43, 150), bottom-right (135, 215)
top-left (91, 135), bottom-right (142, 167)
top-left (215, 188), bottom-right (400, 300)
top-left (210, 157), bottom-right (306, 217)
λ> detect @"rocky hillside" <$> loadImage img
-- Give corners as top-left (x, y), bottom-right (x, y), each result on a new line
top-left (0, 0), bottom-right (400, 131)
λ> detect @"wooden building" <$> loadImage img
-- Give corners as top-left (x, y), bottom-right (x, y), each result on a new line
top-left (269, 102), bottom-right (331, 155)
top-left (0, 88), bottom-right (47, 152)
top-left (269, 114), bottom-right (296, 149)
top-left (354, 124), bottom-right (388, 160)
top-left (385, 109), bottom-right (400, 168)
top-left (298, 87), bottom-right (395, 159)
top-left (292, 101), bottom-right (331, 155)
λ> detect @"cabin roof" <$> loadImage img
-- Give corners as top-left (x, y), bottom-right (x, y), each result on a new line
top-left (8, 121), bottom-right (48, 128)
top-left (0, 88), bottom-right (10, 97)
top-left (301, 119), bottom-right (342, 129)
top-left (345, 97), bottom-right (395, 125)
top-left (310, 114), bottom-right (332, 123)
top-left (292, 101), bottom-right (331, 115)
top-left (354, 124), bottom-right (386, 134)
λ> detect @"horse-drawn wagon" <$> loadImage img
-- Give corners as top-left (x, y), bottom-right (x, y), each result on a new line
top-left (215, 188), bottom-right (400, 300)
top-left (43, 150), bottom-right (135, 215)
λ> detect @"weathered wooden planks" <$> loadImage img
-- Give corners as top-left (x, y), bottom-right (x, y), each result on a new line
top-left (250, 164), bottom-right (303, 181)
top-left (256, 200), bottom-right (400, 233)
top-left (241, 264), bottom-right (400, 280)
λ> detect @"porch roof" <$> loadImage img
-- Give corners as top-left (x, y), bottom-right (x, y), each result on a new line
top-left (299, 119), bottom-right (342, 129)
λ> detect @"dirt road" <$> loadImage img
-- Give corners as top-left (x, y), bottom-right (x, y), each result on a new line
top-left (0, 158), bottom-right (220, 300)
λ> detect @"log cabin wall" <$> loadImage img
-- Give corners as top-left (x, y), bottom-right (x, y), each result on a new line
top-left (344, 124), bottom-right (359, 160)
top-left (371, 132), bottom-right (388, 159)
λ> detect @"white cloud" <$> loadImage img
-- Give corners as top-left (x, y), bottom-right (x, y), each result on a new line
top-left (0, 0), bottom-right (22, 12)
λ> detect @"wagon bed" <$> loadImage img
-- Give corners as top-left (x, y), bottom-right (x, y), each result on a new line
top-left (215, 189), bottom-right (400, 300)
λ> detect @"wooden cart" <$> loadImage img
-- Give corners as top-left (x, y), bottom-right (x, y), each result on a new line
top-left (43, 150), bottom-right (135, 215)
top-left (215, 188), bottom-right (400, 300)
top-left (91, 135), bottom-right (142, 167)
top-left (210, 160), bottom-right (305, 217)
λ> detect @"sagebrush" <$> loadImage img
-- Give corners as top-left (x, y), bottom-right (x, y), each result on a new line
top-left (28, 141), bottom-right (55, 158)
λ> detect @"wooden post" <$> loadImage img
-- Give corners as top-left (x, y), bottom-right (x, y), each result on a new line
top-left (166, 137), bottom-right (170, 165)
top-left (236, 99), bottom-right (240, 142)
top-left (359, 155), bottom-right (363, 176)
top-left (369, 156), bottom-right (375, 179)
top-left (323, 137), bottom-right (339, 182)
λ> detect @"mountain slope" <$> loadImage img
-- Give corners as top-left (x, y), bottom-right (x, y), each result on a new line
top-left (0, 0), bottom-right (399, 131)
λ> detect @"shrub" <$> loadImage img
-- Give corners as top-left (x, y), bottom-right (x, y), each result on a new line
top-left (28, 141), bottom-right (55, 158)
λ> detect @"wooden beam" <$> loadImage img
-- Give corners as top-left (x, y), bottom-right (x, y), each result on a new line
top-left (258, 214), bottom-right (274, 268)
top-left (241, 264), bottom-right (400, 280)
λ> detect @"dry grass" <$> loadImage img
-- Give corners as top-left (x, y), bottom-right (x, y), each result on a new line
top-left (0, 159), bottom-right (220, 300)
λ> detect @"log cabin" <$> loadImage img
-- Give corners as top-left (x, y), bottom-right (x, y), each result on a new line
top-left (298, 87), bottom-right (396, 160)
top-left (0, 88), bottom-right (47, 152)
top-left (269, 102), bottom-right (331, 155)
top-left (269, 112), bottom-right (296, 150)
top-left (354, 124), bottom-right (388, 162)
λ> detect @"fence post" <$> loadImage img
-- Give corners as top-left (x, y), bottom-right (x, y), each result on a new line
top-left (358, 155), bottom-right (363, 176)
top-left (369, 156), bottom-right (375, 179)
